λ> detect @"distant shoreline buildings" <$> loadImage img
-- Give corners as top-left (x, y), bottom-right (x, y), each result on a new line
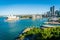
top-left (44, 6), bottom-right (60, 17)
top-left (0, 6), bottom-right (60, 21)
top-left (7, 15), bottom-right (19, 21)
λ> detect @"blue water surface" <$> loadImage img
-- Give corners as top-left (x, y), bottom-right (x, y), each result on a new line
top-left (0, 17), bottom-right (48, 40)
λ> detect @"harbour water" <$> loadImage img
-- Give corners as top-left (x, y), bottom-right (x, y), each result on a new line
top-left (0, 17), bottom-right (48, 40)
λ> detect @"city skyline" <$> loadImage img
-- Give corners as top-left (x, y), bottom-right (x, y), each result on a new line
top-left (0, 0), bottom-right (60, 15)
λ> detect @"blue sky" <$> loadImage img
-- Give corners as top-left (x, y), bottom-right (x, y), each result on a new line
top-left (0, 0), bottom-right (60, 15)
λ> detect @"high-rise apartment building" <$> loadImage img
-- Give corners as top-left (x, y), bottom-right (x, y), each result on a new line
top-left (50, 6), bottom-right (55, 17)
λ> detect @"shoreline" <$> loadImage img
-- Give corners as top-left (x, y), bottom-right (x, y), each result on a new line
top-left (22, 27), bottom-right (33, 33)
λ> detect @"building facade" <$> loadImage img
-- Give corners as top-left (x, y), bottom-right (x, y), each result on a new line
top-left (50, 6), bottom-right (55, 17)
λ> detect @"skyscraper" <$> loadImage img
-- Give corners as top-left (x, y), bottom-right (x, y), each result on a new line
top-left (50, 6), bottom-right (55, 17)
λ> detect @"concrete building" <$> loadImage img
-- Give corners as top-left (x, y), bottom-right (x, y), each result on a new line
top-left (55, 10), bottom-right (60, 17)
top-left (46, 6), bottom-right (56, 17)
top-left (50, 6), bottom-right (55, 17)
top-left (7, 15), bottom-right (19, 21)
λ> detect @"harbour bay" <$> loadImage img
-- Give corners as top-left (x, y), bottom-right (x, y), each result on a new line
top-left (0, 18), bottom-right (48, 40)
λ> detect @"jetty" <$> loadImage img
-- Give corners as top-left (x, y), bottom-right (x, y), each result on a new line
top-left (44, 22), bottom-right (60, 25)
top-left (42, 25), bottom-right (55, 28)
